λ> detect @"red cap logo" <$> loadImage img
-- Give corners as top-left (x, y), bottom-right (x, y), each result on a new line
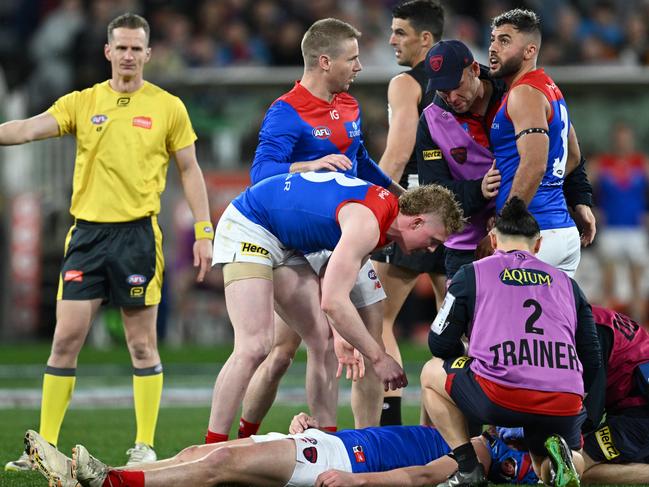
top-left (430, 55), bottom-right (443, 72)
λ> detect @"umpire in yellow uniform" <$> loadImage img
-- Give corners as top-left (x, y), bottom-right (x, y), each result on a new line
top-left (1, 13), bottom-right (213, 469)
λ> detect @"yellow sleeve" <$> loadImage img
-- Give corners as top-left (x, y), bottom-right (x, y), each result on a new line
top-left (46, 91), bottom-right (80, 136)
top-left (166, 96), bottom-right (197, 152)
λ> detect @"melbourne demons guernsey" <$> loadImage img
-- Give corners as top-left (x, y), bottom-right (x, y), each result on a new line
top-left (335, 425), bottom-right (449, 474)
top-left (592, 306), bottom-right (649, 411)
top-left (47, 80), bottom-right (197, 222)
top-left (469, 250), bottom-right (583, 395)
top-left (250, 82), bottom-right (390, 188)
top-left (596, 152), bottom-right (648, 227)
top-left (232, 172), bottom-right (398, 254)
top-left (490, 69), bottom-right (574, 230)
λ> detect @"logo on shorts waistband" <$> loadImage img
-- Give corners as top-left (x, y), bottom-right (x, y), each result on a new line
top-left (302, 446), bottom-right (318, 463)
top-left (241, 242), bottom-right (270, 258)
top-left (451, 356), bottom-right (471, 369)
top-left (64, 270), bottom-right (84, 282)
top-left (352, 445), bottom-right (366, 463)
top-left (595, 425), bottom-right (620, 460)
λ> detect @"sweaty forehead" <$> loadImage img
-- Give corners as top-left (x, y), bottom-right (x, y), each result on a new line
top-left (491, 24), bottom-right (519, 37)
top-left (391, 17), bottom-right (415, 33)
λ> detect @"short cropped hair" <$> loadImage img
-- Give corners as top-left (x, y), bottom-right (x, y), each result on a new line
top-left (392, 0), bottom-right (445, 41)
top-left (494, 197), bottom-right (540, 239)
top-left (107, 13), bottom-right (150, 44)
top-left (399, 185), bottom-right (464, 235)
top-left (301, 18), bottom-right (361, 69)
top-left (491, 9), bottom-right (541, 40)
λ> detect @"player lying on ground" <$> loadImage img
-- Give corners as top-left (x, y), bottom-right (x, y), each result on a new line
top-left (24, 412), bottom-right (539, 487)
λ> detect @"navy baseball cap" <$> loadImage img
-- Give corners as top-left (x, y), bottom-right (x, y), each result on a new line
top-left (425, 40), bottom-right (474, 92)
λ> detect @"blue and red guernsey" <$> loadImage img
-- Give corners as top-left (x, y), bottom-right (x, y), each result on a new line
top-left (250, 82), bottom-right (391, 188)
top-left (336, 425), bottom-right (450, 474)
top-left (491, 69), bottom-right (574, 230)
top-left (233, 172), bottom-right (398, 254)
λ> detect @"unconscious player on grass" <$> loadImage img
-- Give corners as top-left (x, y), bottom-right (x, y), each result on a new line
top-left (25, 412), bottom-right (539, 487)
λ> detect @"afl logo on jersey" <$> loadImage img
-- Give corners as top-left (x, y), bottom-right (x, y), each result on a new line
top-left (312, 126), bottom-right (332, 139)
top-left (91, 114), bottom-right (108, 125)
top-left (127, 274), bottom-right (147, 286)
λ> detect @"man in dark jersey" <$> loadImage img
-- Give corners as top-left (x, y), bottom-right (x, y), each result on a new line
top-left (424, 197), bottom-right (601, 487)
top-left (417, 38), bottom-right (595, 280)
top-left (369, 0), bottom-right (448, 427)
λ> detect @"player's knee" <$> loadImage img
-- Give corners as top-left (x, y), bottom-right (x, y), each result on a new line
top-left (175, 444), bottom-right (202, 462)
top-left (127, 341), bottom-right (157, 361)
top-left (420, 358), bottom-right (438, 387)
top-left (268, 348), bottom-right (297, 376)
top-left (233, 341), bottom-right (271, 368)
top-left (50, 333), bottom-right (84, 360)
top-left (202, 447), bottom-right (235, 480)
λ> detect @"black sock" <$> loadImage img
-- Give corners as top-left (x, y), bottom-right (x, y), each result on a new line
top-left (380, 397), bottom-right (402, 425)
top-left (452, 442), bottom-right (479, 472)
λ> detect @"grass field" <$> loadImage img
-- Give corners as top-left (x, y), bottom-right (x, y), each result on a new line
top-left (0, 343), bottom-right (634, 487)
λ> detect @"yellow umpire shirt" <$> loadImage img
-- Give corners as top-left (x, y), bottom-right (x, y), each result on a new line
top-left (47, 80), bottom-right (197, 222)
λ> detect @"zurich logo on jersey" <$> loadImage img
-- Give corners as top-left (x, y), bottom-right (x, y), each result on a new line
top-left (345, 120), bottom-right (361, 138)
top-left (312, 126), bottom-right (332, 139)
top-left (91, 114), bottom-right (108, 125)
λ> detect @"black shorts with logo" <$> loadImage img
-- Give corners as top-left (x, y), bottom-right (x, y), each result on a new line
top-left (57, 217), bottom-right (164, 307)
top-left (583, 408), bottom-right (649, 463)
top-left (443, 357), bottom-right (586, 456)
top-left (371, 242), bottom-right (445, 275)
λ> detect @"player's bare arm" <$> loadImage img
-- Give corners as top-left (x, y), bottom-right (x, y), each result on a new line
top-left (507, 85), bottom-right (550, 205)
top-left (321, 204), bottom-right (406, 391)
top-left (377, 73), bottom-right (421, 182)
top-left (0, 112), bottom-right (60, 145)
top-left (173, 143), bottom-right (213, 282)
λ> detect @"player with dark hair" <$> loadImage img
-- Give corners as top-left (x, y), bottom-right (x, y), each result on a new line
top-left (488, 9), bottom-right (589, 276)
top-left (368, 0), bottom-right (448, 427)
top-left (419, 36), bottom-right (595, 280)
top-left (2, 12), bottom-right (212, 469)
top-left (423, 197), bottom-right (601, 486)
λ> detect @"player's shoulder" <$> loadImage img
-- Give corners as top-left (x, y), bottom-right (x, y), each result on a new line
top-left (142, 81), bottom-right (181, 101)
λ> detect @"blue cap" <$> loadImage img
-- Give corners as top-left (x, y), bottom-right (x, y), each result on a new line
top-left (425, 40), bottom-right (474, 92)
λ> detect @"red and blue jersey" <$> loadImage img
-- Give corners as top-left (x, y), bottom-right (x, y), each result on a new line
top-left (490, 69), bottom-right (574, 230)
top-left (596, 153), bottom-right (648, 227)
top-left (233, 172), bottom-right (398, 254)
top-left (250, 82), bottom-right (391, 188)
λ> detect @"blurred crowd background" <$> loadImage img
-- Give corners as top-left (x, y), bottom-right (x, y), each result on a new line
top-left (0, 0), bottom-right (648, 346)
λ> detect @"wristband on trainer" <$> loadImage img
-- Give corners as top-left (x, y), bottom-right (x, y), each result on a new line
top-left (194, 221), bottom-right (214, 240)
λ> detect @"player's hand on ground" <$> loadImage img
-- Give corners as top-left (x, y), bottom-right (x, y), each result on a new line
top-left (572, 204), bottom-right (596, 246)
top-left (309, 154), bottom-right (353, 172)
top-left (193, 238), bottom-right (213, 282)
top-left (289, 412), bottom-right (319, 434)
top-left (316, 469), bottom-right (362, 486)
top-left (334, 335), bottom-right (365, 381)
top-left (475, 234), bottom-right (494, 260)
top-left (373, 353), bottom-right (407, 391)
top-left (481, 161), bottom-right (501, 199)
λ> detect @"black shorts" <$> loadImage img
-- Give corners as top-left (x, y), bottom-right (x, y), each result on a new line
top-left (371, 242), bottom-right (445, 275)
top-left (443, 357), bottom-right (586, 456)
top-left (444, 248), bottom-right (476, 280)
top-left (583, 408), bottom-right (649, 463)
top-left (57, 217), bottom-right (164, 307)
